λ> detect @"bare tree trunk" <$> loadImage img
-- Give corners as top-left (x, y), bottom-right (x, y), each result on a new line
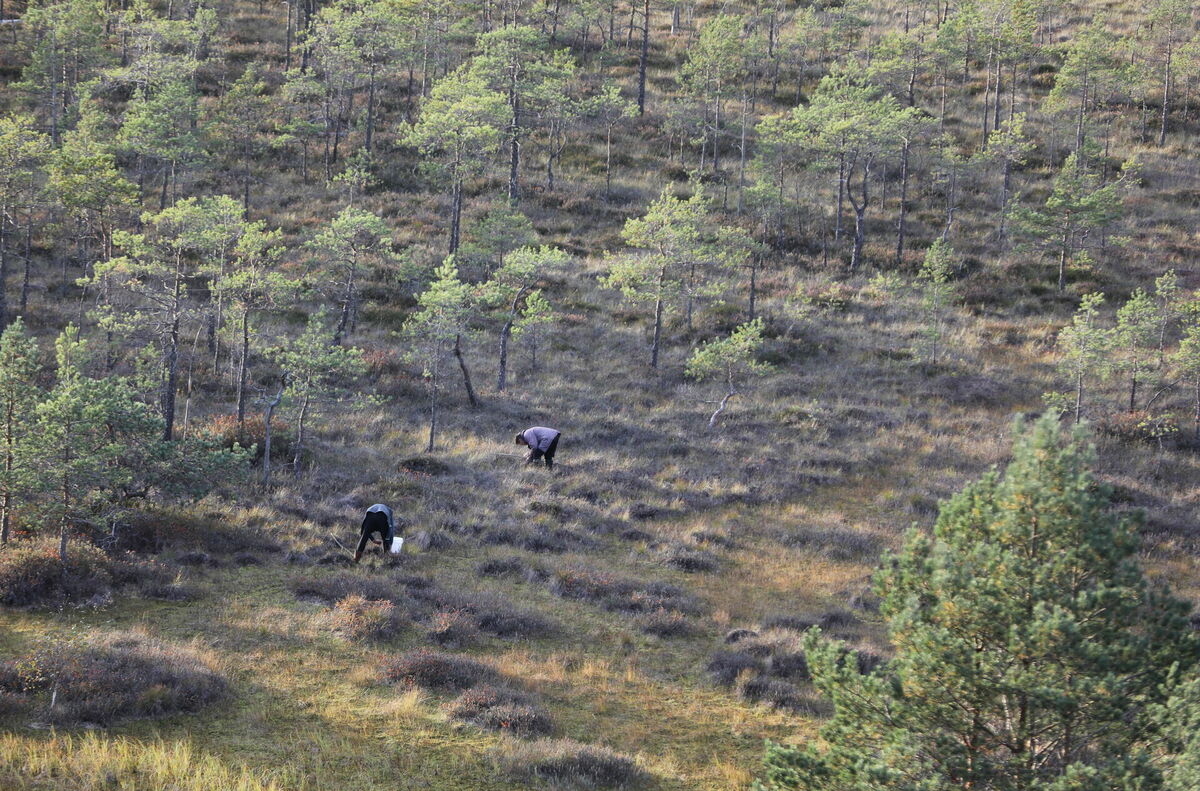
top-left (237, 308), bottom-right (250, 424)
top-left (650, 267), bottom-right (665, 369)
top-left (637, 0), bottom-right (649, 114)
top-left (261, 381), bottom-right (284, 486)
top-left (292, 392), bottom-right (309, 473)
top-left (895, 140), bottom-right (910, 265)
top-left (453, 333), bottom-right (478, 407)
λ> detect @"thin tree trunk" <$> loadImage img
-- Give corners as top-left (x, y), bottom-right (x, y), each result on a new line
top-left (453, 333), bottom-right (478, 407)
top-left (261, 381), bottom-right (284, 486)
top-left (895, 140), bottom-right (910, 265)
top-left (237, 308), bottom-right (250, 424)
top-left (291, 392), bottom-right (309, 473)
top-left (637, 0), bottom-right (649, 114)
top-left (650, 266), bottom-right (665, 368)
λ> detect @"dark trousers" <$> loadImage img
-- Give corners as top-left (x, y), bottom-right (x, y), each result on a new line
top-left (526, 434), bottom-right (561, 468)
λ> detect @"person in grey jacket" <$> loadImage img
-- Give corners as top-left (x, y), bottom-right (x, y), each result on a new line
top-left (355, 503), bottom-right (399, 562)
top-left (516, 426), bottom-right (562, 469)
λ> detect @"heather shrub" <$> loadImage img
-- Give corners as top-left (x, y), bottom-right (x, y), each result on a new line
top-left (548, 567), bottom-right (700, 615)
top-left (332, 595), bottom-right (408, 641)
top-left (386, 649), bottom-right (498, 691)
top-left (449, 685), bottom-right (554, 738)
top-left (636, 609), bottom-right (694, 638)
top-left (706, 651), bottom-right (765, 687)
top-left (201, 414), bottom-right (291, 460)
top-left (659, 545), bottom-right (719, 573)
top-left (493, 738), bottom-right (648, 789)
top-left (426, 609), bottom-right (480, 647)
top-left (0, 632), bottom-right (227, 726)
top-left (0, 541), bottom-right (113, 607)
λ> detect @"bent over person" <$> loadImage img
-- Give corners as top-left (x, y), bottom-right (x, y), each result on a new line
top-left (355, 503), bottom-right (398, 562)
top-left (516, 426), bottom-right (562, 469)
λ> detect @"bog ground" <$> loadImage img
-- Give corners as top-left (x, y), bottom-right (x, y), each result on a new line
top-left (5, 0), bottom-right (1200, 788)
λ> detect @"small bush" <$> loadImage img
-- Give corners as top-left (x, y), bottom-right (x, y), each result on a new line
top-left (476, 557), bottom-right (534, 579)
top-left (819, 609), bottom-right (860, 630)
top-left (332, 595), bottom-right (407, 641)
top-left (736, 676), bottom-right (804, 710)
top-left (690, 530), bottom-right (737, 549)
top-left (426, 609), bottom-right (480, 647)
top-left (660, 545), bottom-right (719, 573)
top-left (706, 651), bottom-right (765, 687)
top-left (494, 738), bottom-right (648, 789)
top-left (0, 632), bottom-right (227, 726)
top-left (449, 685), bottom-right (554, 738)
top-left (636, 609), bottom-right (694, 638)
top-left (290, 573), bottom-right (405, 606)
top-left (767, 651), bottom-right (810, 681)
top-left (0, 541), bottom-right (114, 608)
top-left (200, 414), bottom-right (291, 460)
top-left (724, 628), bottom-right (758, 644)
top-left (548, 567), bottom-right (700, 615)
top-left (386, 649), bottom-right (498, 691)
top-left (760, 615), bottom-right (816, 633)
top-left (140, 581), bottom-right (203, 602)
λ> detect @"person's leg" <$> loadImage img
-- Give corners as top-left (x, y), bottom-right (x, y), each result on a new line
top-left (354, 528), bottom-right (370, 563)
top-left (543, 434), bottom-right (560, 468)
top-left (526, 448), bottom-right (544, 464)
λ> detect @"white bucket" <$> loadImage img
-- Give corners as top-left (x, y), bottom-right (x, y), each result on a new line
top-left (390, 537), bottom-right (404, 554)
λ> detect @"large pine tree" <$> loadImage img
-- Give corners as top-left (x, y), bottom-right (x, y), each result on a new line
top-left (757, 415), bottom-right (1197, 791)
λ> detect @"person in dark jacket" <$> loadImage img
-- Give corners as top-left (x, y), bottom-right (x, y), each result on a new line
top-left (516, 426), bottom-right (562, 469)
top-left (355, 503), bottom-right (399, 562)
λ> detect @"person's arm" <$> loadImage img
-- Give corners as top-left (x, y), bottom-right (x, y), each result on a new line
top-left (354, 522), bottom-right (371, 562)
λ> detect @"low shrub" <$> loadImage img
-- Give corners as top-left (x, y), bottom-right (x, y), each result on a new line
top-left (0, 541), bottom-right (114, 608)
top-left (760, 615), bottom-right (817, 633)
top-left (426, 609), bottom-right (480, 647)
top-left (476, 557), bottom-right (535, 579)
top-left (200, 414), bottom-right (291, 460)
top-left (449, 685), bottom-right (554, 738)
top-left (767, 650), bottom-right (810, 681)
top-left (548, 567), bottom-right (700, 615)
top-left (411, 586), bottom-right (557, 640)
top-left (736, 676), bottom-right (804, 710)
top-left (332, 595), bottom-right (408, 641)
top-left (386, 649), bottom-right (498, 691)
top-left (706, 651), bottom-right (765, 687)
top-left (0, 632), bottom-right (227, 726)
top-left (659, 546), bottom-right (719, 573)
top-left (493, 738), bottom-right (648, 789)
top-left (636, 609), bottom-right (694, 638)
top-left (139, 581), bottom-right (204, 602)
top-left (724, 628), bottom-right (758, 644)
top-left (290, 573), bottom-right (405, 606)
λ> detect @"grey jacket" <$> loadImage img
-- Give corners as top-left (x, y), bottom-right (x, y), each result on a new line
top-left (521, 427), bottom-right (560, 452)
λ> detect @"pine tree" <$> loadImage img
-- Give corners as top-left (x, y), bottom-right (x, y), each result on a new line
top-left (482, 245), bottom-right (568, 392)
top-left (917, 239), bottom-right (957, 364)
top-left (22, 327), bottom-right (160, 564)
top-left (1009, 151), bottom-right (1130, 292)
top-left (603, 185), bottom-right (746, 368)
top-left (404, 259), bottom-right (472, 452)
top-left (1116, 288), bottom-right (1159, 412)
top-left (0, 319), bottom-right (39, 546)
top-left (685, 318), bottom-right (771, 429)
top-left (404, 67), bottom-right (507, 254)
top-left (757, 415), bottom-right (1197, 791)
top-left (0, 115), bottom-right (50, 327)
top-left (268, 310), bottom-right (365, 478)
top-left (305, 207), bottom-right (395, 346)
top-left (220, 223), bottom-right (296, 424)
top-left (468, 25), bottom-right (575, 202)
top-left (1171, 303), bottom-right (1200, 439)
top-left (1053, 291), bottom-right (1113, 423)
top-left (511, 289), bottom-right (553, 376)
top-left (585, 84), bottom-right (636, 200)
